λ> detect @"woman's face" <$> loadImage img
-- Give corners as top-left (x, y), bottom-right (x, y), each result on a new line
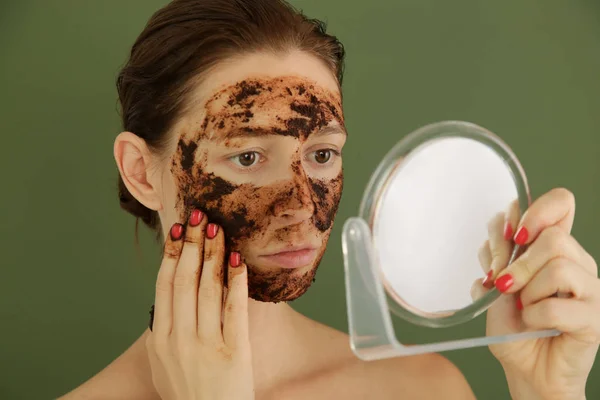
top-left (156, 51), bottom-right (346, 303)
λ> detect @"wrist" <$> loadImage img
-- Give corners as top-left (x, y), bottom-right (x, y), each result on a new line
top-left (504, 373), bottom-right (542, 400)
top-left (503, 368), bottom-right (586, 400)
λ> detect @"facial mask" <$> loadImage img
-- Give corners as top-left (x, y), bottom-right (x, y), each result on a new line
top-left (171, 76), bottom-right (345, 302)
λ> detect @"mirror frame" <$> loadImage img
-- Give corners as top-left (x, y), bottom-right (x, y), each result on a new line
top-left (358, 121), bottom-right (530, 327)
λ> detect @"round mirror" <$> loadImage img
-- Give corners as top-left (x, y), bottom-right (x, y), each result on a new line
top-left (359, 121), bottom-right (529, 327)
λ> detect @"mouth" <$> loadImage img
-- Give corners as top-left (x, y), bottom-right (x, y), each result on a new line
top-left (259, 245), bottom-right (318, 269)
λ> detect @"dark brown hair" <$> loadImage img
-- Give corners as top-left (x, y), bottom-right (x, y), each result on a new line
top-left (116, 0), bottom-right (346, 235)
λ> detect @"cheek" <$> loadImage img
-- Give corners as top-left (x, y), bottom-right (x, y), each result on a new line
top-left (174, 168), bottom-right (294, 245)
top-left (177, 171), bottom-right (255, 242)
top-left (309, 172), bottom-right (343, 232)
top-left (157, 166), bottom-right (181, 225)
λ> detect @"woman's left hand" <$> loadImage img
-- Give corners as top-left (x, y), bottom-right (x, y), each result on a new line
top-left (482, 188), bottom-right (600, 400)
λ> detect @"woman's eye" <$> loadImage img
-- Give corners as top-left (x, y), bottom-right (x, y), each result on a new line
top-left (233, 151), bottom-right (260, 167)
top-left (313, 149), bottom-right (332, 164)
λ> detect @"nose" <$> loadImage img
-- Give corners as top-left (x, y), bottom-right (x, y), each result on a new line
top-left (271, 177), bottom-right (315, 225)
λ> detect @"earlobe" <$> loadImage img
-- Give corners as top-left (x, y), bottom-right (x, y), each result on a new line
top-left (114, 132), bottom-right (163, 211)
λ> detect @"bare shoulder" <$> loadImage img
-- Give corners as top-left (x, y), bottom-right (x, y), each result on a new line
top-left (273, 350), bottom-right (474, 400)
top-left (57, 330), bottom-right (158, 400)
top-left (359, 353), bottom-right (475, 399)
top-left (274, 319), bottom-right (475, 400)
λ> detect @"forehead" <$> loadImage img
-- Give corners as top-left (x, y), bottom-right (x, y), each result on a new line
top-left (193, 50), bottom-right (341, 104)
top-left (173, 51), bottom-right (344, 141)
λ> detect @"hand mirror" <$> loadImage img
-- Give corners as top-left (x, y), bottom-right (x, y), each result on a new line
top-left (342, 121), bottom-right (560, 359)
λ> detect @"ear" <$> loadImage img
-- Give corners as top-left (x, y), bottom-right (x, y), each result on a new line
top-left (114, 132), bottom-right (163, 211)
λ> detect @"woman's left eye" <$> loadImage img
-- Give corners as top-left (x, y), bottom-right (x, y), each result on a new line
top-left (311, 149), bottom-right (339, 164)
top-left (231, 151), bottom-right (261, 168)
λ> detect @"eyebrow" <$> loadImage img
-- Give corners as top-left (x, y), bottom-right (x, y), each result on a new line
top-left (312, 125), bottom-right (348, 137)
top-left (224, 125), bottom-right (347, 139)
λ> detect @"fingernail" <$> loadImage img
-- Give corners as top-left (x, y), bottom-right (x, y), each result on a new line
top-left (230, 252), bottom-right (241, 268)
top-left (495, 274), bottom-right (514, 293)
top-left (482, 270), bottom-right (494, 289)
top-left (206, 223), bottom-right (219, 239)
top-left (516, 296), bottom-right (523, 310)
top-left (503, 221), bottom-right (513, 241)
top-left (170, 223), bottom-right (184, 240)
top-left (514, 226), bottom-right (529, 245)
top-left (189, 209), bottom-right (204, 227)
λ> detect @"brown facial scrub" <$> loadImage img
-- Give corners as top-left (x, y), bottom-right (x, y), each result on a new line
top-left (171, 76), bottom-right (345, 303)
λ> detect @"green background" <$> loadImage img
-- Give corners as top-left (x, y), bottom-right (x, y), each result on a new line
top-left (1, 0), bottom-right (599, 398)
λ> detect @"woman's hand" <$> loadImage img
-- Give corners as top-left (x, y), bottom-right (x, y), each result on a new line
top-left (146, 209), bottom-right (255, 400)
top-left (481, 188), bottom-right (600, 400)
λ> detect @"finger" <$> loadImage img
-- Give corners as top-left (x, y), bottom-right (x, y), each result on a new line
top-left (504, 198), bottom-right (521, 242)
top-left (494, 226), bottom-right (593, 294)
top-left (172, 209), bottom-right (206, 334)
top-left (471, 278), bottom-right (488, 301)
top-left (478, 240), bottom-right (492, 272)
top-left (197, 223), bottom-right (226, 341)
top-left (223, 254), bottom-right (248, 349)
top-left (512, 187), bottom-right (575, 246)
top-left (153, 223), bottom-right (185, 336)
top-left (482, 200), bottom-right (521, 288)
top-left (521, 297), bottom-right (599, 341)
top-left (486, 212), bottom-right (513, 284)
top-left (520, 258), bottom-right (599, 307)
top-left (478, 240), bottom-right (495, 288)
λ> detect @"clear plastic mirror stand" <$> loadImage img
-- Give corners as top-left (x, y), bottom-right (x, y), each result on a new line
top-left (342, 217), bottom-right (560, 360)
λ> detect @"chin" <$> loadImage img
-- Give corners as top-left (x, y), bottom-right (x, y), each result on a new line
top-left (245, 255), bottom-right (323, 303)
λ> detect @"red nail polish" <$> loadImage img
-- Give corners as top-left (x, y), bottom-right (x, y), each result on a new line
top-left (516, 296), bottom-right (523, 310)
top-left (503, 221), bottom-right (513, 241)
top-left (189, 209), bottom-right (204, 226)
top-left (482, 270), bottom-right (494, 289)
top-left (514, 226), bottom-right (529, 245)
top-left (206, 223), bottom-right (219, 239)
top-left (495, 274), bottom-right (514, 293)
top-left (170, 223), bottom-right (184, 241)
top-left (230, 252), bottom-right (241, 267)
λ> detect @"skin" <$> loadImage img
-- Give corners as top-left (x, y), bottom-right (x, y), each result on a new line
top-left (59, 51), bottom-right (472, 400)
top-left (170, 75), bottom-right (344, 302)
top-left (483, 188), bottom-right (600, 400)
top-left (59, 52), bottom-right (599, 399)
top-left (469, 188), bottom-right (600, 400)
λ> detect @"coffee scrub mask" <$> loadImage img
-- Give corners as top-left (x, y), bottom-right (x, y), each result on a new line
top-left (170, 76), bottom-right (345, 303)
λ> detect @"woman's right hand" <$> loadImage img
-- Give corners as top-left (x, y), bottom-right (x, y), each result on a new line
top-left (146, 209), bottom-right (255, 400)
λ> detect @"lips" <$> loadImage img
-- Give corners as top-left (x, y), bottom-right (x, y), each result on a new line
top-left (259, 246), bottom-right (318, 269)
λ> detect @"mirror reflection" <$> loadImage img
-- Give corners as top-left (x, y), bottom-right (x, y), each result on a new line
top-left (372, 137), bottom-right (519, 318)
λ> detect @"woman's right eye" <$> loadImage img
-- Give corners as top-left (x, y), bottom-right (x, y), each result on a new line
top-left (230, 151), bottom-right (261, 168)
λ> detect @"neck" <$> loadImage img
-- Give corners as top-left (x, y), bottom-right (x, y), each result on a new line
top-left (246, 299), bottom-right (314, 390)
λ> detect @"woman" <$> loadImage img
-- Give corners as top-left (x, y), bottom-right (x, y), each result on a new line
top-left (60, 0), bottom-right (600, 398)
